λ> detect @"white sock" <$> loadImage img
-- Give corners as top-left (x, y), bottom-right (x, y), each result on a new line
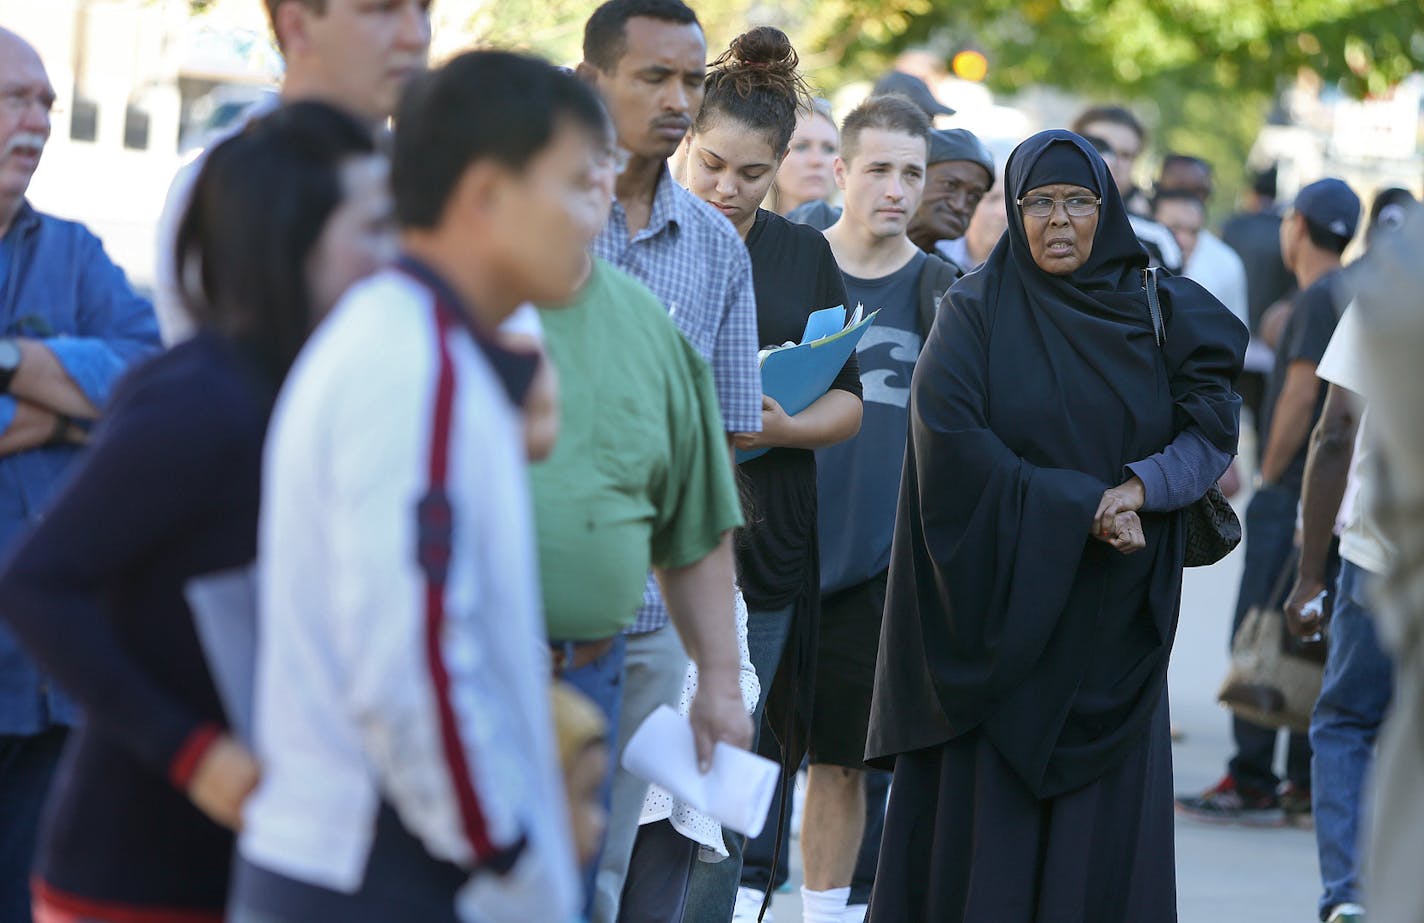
top-left (801, 886), bottom-right (851, 923)
top-left (734, 887), bottom-right (768, 919)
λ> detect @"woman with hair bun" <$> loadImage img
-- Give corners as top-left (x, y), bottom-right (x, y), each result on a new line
top-left (619, 26), bottom-right (865, 923)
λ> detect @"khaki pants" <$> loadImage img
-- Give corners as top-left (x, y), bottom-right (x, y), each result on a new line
top-left (591, 624), bottom-right (689, 923)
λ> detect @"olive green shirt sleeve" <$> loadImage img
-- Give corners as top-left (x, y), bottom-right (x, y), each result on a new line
top-left (648, 333), bottom-right (745, 571)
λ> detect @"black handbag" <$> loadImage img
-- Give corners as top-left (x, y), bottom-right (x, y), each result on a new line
top-left (1143, 268), bottom-right (1242, 567)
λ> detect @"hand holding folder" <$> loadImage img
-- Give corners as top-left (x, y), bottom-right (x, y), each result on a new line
top-left (738, 304), bottom-right (879, 463)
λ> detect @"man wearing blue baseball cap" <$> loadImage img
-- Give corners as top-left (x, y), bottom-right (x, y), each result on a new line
top-left (1178, 177), bottom-right (1361, 828)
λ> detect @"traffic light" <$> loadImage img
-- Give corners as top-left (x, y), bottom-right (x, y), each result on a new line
top-left (952, 50), bottom-right (988, 82)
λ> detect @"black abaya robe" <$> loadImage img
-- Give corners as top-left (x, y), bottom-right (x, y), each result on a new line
top-left (866, 131), bottom-right (1246, 923)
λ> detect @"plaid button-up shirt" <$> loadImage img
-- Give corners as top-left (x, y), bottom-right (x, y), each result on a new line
top-left (592, 167), bottom-right (760, 634)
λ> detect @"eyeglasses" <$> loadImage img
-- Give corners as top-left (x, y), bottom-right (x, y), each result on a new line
top-left (0, 88), bottom-right (57, 116)
top-left (1016, 195), bottom-right (1102, 218)
top-left (595, 146), bottom-right (630, 175)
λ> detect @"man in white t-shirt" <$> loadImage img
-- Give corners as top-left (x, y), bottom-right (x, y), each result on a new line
top-left (1155, 155), bottom-right (1249, 326)
top-left (1284, 302), bottom-right (1393, 923)
top-left (154, 0), bottom-right (431, 343)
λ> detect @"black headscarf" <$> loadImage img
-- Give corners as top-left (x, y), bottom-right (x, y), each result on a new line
top-left (866, 130), bottom-right (1246, 796)
top-left (1022, 139), bottom-right (1097, 195)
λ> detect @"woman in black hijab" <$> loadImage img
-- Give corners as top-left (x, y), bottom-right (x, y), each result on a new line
top-left (865, 130), bottom-right (1247, 922)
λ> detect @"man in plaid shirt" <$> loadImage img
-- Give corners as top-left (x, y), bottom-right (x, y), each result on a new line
top-left (572, 0), bottom-right (762, 919)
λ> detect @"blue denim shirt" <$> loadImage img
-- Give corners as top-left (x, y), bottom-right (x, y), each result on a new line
top-left (0, 201), bottom-right (160, 735)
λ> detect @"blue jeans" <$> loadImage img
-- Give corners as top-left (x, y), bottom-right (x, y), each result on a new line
top-left (620, 819), bottom-right (697, 923)
top-left (561, 635), bottom-right (628, 915)
top-left (1311, 560), bottom-right (1393, 919)
top-left (1229, 484), bottom-right (1313, 794)
top-left (681, 604), bottom-right (795, 923)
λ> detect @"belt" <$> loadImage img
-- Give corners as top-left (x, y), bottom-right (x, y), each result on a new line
top-left (550, 637), bottom-right (617, 677)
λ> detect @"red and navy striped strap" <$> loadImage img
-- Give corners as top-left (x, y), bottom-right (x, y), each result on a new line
top-left (406, 264), bottom-right (526, 875)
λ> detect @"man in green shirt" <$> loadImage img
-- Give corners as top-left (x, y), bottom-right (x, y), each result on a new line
top-left (531, 254), bottom-right (751, 903)
top-left (534, 255), bottom-right (744, 640)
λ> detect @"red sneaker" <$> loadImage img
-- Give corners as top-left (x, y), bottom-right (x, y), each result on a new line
top-left (1174, 775), bottom-right (1286, 826)
top-left (1279, 782), bottom-right (1313, 829)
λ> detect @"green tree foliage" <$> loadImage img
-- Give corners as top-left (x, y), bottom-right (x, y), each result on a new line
top-left (187, 0), bottom-right (1423, 99)
top-left (798, 0), bottom-right (1422, 212)
top-left (435, 0), bottom-right (818, 68)
top-left (800, 0), bottom-right (1423, 99)
top-left (200, 0), bottom-right (1419, 209)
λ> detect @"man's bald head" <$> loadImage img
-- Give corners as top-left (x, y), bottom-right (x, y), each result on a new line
top-left (0, 28), bottom-right (47, 84)
top-left (0, 28), bottom-right (55, 234)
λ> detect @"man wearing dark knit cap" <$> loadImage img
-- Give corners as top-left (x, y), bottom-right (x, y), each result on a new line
top-left (906, 128), bottom-right (995, 270)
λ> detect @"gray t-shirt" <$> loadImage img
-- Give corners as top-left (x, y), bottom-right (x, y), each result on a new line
top-left (816, 250), bottom-right (927, 594)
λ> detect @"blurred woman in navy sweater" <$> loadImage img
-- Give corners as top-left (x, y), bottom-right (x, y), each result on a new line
top-left (0, 101), bottom-right (393, 923)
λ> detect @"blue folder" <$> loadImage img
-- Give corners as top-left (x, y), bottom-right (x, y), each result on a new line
top-left (737, 306), bottom-right (879, 463)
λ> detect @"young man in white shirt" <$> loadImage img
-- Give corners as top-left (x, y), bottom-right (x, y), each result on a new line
top-left (1282, 305), bottom-right (1389, 923)
top-left (1155, 155), bottom-right (1250, 327)
top-left (155, 0), bottom-right (432, 343)
top-left (231, 51), bottom-right (611, 923)
top-left (1072, 106), bottom-right (1184, 273)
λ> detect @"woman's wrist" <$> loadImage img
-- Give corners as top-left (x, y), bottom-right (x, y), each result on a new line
top-left (1120, 475), bottom-right (1146, 510)
top-left (761, 412), bottom-right (800, 449)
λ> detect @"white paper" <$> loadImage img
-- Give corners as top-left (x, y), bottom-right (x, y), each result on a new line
top-left (184, 565), bottom-right (258, 742)
top-left (621, 705), bottom-right (780, 839)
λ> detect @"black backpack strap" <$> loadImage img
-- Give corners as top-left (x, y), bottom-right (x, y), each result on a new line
top-left (1143, 266), bottom-right (1165, 348)
top-left (917, 254), bottom-right (961, 339)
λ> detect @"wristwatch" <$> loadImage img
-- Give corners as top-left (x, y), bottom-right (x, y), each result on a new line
top-left (0, 338), bottom-right (21, 394)
top-left (48, 413), bottom-right (72, 446)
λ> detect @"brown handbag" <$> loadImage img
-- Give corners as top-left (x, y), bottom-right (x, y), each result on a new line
top-left (1143, 268), bottom-right (1243, 567)
top-left (1217, 551), bottom-right (1326, 733)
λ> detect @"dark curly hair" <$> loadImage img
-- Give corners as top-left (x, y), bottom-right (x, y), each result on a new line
top-left (694, 26), bottom-right (812, 156)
